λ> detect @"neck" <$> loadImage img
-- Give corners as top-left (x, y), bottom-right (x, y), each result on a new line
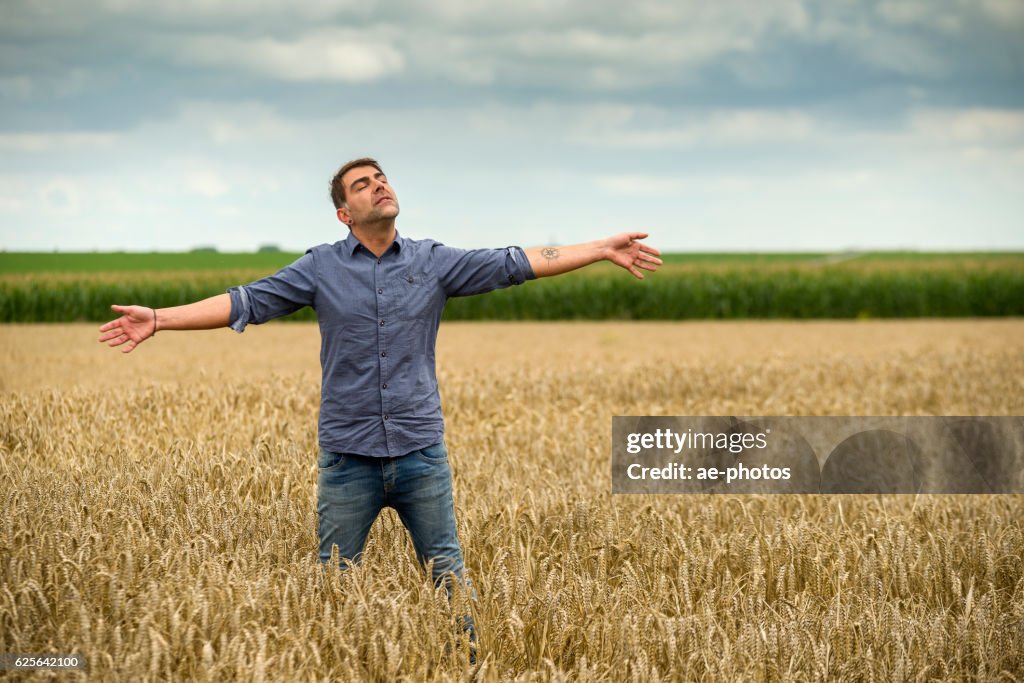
top-left (350, 220), bottom-right (397, 257)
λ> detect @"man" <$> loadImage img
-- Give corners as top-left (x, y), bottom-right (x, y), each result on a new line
top-left (98, 157), bottom-right (662, 663)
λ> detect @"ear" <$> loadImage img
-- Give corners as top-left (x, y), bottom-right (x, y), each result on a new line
top-left (336, 206), bottom-right (352, 226)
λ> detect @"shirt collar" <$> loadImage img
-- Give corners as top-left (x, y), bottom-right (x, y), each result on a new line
top-left (345, 230), bottom-right (404, 256)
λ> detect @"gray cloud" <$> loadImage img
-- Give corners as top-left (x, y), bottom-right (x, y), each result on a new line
top-left (1, 0), bottom-right (1021, 250)
top-left (3, 0), bottom-right (1021, 96)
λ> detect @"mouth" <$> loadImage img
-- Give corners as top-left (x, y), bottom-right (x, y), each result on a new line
top-left (374, 197), bottom-right (393, 206)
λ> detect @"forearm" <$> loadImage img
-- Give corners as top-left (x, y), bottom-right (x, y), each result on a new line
top-left (156, 293), bottom-right (232, 331)
top-left (524, 239), bottom-right (608, 278)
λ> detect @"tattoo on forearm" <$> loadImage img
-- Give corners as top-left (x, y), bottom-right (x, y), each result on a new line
top-left (541, 247), bottom-right (560, 261)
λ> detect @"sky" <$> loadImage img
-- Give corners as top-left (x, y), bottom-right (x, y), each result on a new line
top-left (0, 0), bottom-right (1022, 253)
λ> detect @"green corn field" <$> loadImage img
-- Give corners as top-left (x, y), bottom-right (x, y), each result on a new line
top-left (1, 252), bottom-right (1022, 321)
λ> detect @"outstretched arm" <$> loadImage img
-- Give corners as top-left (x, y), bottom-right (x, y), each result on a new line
top-left (524, 232), bottom-right (662, 279)
top-left (98, 293), bottom-right (232, 354)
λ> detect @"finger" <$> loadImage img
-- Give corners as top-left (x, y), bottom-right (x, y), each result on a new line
top-left (636, 250), bottom-right (663, 265)
top-left (106, 333), bottom-right (129, 347)
top-left (120, 339), bottom-right (137, 354)
top-left (98, 319), bottom-right (123, 332)
top-left (99, 327), bottom-right (125, 342)
top-left (637, 260), bottom-right (659, 272)
top-left (635, 241), bottom-right (662, 257)
top-left (628, 265), bottom-right (644, 280)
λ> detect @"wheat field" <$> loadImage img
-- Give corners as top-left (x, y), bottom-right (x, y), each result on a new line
top-left (1, 320), bottom-right (1023, 681)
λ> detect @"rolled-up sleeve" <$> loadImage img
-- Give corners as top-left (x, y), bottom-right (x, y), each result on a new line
top-left (432, 243), bottom-right (536, 297)
top-left (227, 251), bottom-right (318, 333)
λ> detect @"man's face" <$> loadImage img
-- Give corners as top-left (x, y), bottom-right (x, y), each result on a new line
top-left (337, 165), bottom-right (400, 227)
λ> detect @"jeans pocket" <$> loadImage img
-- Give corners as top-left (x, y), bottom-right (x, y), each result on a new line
top-left (318, 449), bottom-right (347, 472)
top-left (414, 441), bottom-right (448, 464)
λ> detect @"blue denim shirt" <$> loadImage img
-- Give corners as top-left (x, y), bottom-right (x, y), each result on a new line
top-left (227, 231), bottom-right (535, 456)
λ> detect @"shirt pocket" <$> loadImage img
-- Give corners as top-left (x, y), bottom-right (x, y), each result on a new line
top-left (392, 271), bottom-right (436, 321)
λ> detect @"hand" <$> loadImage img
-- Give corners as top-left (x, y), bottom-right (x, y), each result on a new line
top-left (98, 305), bottom-right (157, 353)
top-left (603, 232), bottom-right (663, 279)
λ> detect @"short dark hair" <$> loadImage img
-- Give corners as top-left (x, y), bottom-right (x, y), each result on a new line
top-left (330, 157), bottom-right (383, 209)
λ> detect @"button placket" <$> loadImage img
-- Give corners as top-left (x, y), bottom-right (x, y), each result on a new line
top-left (374, 254), bottom-right (391, 433)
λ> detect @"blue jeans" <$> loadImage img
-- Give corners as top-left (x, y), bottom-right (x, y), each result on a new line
top-left (316, 441), bottom-right (476, 643)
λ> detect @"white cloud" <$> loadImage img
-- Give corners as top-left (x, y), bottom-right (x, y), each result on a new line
top-left (876, 0), bottom-right (963, 33)
top-left (594, 169), bottom-right (878, 197)
top-left (0, 76), bottom-right (34, 99)
top-left (0, 131), bottom-right (119, 151)
top-left (2, 0), bottom-right (369, 30)
top-left (594, 174), bottom-right (696, 196)
top-left (0, 64), bottom-right (109, 100)
top-left (216, 205), bottom-right (243, 217)
top-left (165, 29), bottom-right (404, 82)
top-left (185, 170), bottom-right (230, 197)
top-left (3, 0), bottom-right (1012, 92)
top-left (811, 17), bottom-right (950, 78)
top-left (582, 109), bottom-right (821, 148)
top-left (402, 3), bottom-right (815, 89)
top-left (0, 186), bottom-right (27, 211)
top-left (976, 0), bottom-right (1024, 25)
top-left (508, 28), bottom-right (755, 66)
top-left (908, 107), bottom-right (1024, 144)
top-left (96, 0), bottom-right (364, 18)
top-left (589, 161), bottom-right (1019, 250)
top-left (2, 0), bottom-right (1022, 252)
top-left (38, 178), bottom-right (82, 213)
top-left (174, 101), bottom-right (297, 144)
top-left (467, 103), bottom-right (824, 148)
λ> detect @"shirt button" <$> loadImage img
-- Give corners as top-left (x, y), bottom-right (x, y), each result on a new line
top-left (377, 258), bottom-right (381, 264)
top-left (379, 320), bottom-right (385, 326)
top-left (377, 288), bottom-right (383, 294)
top-left (384, 414), bottom-right (390, 420)
top-left (382, 383), bottom-right (388, 389)
top-left (380, 351), bottom-right (387, 357)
